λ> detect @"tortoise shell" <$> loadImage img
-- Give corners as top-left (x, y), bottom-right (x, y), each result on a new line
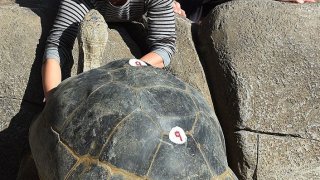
top-left (30, 59), bottom-right (237, 179)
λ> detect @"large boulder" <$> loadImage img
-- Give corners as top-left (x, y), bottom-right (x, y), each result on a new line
top-left (197, 0), bottom-right (320, 179)
top-left (0, 4), bottom-right (41, 130)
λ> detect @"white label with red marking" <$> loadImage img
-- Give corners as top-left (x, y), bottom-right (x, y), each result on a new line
top-left (169, 126), bottom-right (187, 144)
top-left (129, 59), bottom-right (148, 67)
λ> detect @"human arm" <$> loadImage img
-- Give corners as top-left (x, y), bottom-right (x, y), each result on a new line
top-left (42, 59), bottom-right (61, 99)
top-left (140, 52), bottom-right (165, 68)
top-left (42, 0), bottom-right (92, 99)
top-left (145, 0), bottom-right (177, 68)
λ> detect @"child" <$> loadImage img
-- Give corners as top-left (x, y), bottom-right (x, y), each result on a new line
top-left (42, 0), bottom-right (176, 100)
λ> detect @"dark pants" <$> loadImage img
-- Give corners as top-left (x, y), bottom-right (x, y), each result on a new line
top-left (179, 0), bottom-right (229, 22)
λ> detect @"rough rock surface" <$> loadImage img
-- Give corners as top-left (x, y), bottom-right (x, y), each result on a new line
top-left (0, 0), bottom-right (15, 5)
top-left (0, 5), bottom-right (41, 130)
top-left (171, 16), bottom-right (213, 109)
top-left (197, 0), bottom-right (320, 179)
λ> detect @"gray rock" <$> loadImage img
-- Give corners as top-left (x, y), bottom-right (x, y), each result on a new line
top-left (0, 5), bottom-right (41, 130)
top-left (234, 131), bottom-right (320, 180)
top-left (0, 98), bottom-right (20, 130)
top-left (197, 0), bottom-right (320, 179)
top-left (101, 26), bottom-right (141, 64)
top-left (257, 134), bottom-right (320, 180)
top-left (233, 131), bottom-right (258, 180)
top-left (0, 0), bottom-right (15, 5)
top-left (171, 16), bottom-right (214, 109)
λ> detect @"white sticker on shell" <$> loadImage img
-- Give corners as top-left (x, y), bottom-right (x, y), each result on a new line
top-left (129, 59), bottom-right (148, 67)
top-left (169, 126), bottom-right (187, 144)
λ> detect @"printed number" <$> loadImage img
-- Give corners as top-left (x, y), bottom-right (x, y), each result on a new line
top-left (175, 131), bottom-right (183, 141)
top-left (169, 126), bottom-right (187, 144)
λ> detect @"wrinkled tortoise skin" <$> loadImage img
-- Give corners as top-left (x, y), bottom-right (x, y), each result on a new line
top-left (30, 59), bottom-right (237, 180)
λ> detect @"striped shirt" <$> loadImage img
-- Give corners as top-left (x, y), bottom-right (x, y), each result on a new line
top-left (44, 0), bottom-right (176, 67)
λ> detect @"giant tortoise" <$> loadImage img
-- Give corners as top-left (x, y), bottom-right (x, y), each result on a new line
top-left (29, 59), bottom-right (237, 179)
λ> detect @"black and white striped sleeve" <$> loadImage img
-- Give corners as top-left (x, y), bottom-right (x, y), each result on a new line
top-left (146, 0), bottom-right (176, 67)
top-left (44, 0), bottom-right (92, 66)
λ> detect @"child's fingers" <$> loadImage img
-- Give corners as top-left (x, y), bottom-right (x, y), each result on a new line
top-left (181, 10), bottom-right (186, 18)
top-left (172, 1), bottom-right (186, 17)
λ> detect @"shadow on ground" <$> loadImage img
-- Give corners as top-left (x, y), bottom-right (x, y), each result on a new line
top-left (0, 0), bottom-right (59, 179)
